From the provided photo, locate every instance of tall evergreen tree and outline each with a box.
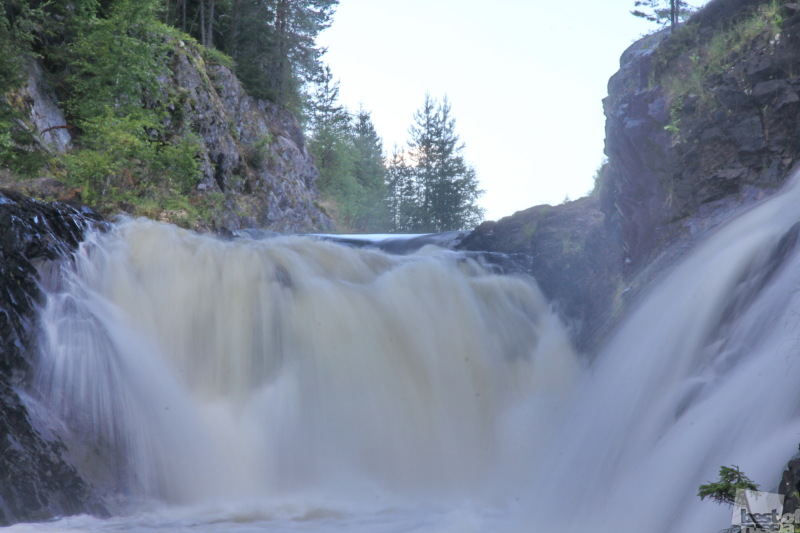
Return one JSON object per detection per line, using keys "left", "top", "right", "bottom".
{"left": 631, "top": 0, "right": 696, "bottom": 32}
{"left": 307, "top": 68, "right": 391, "bottom": 232}
{"left": 228, "top": 0, "right": 337, "bottom": 109}
{"left": 162, "top": 0, "right": 337, "bottom": 110}
{"left": 351, "top": 108, "right": 389, "bottom": 231}
{"left": 308, "top": 65, "right": 351, "bottom": 192}
{"left": 388, "top": 94, "right": 484, "bottom": 233}
{"left": 307, "top": 65, "right": 359, "bottom": 227}
{"left": 386, "top": 147, "right": 419, "bottom": 233}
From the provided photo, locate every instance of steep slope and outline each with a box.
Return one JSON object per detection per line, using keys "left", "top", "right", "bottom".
{"left": 3, "top": 40, "right": 333, "bottom": 234}
{"left": 0, "top": 192, "right": 106, "bottom": 524}
{"left": 463, "top": 0, "right": 800, "bottom": 349}
{"left": 167, "top": 40, "right": 333, "bottom": 232}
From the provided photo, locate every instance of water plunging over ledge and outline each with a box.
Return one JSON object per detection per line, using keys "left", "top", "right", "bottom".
{"left": 12, "top": 175, "right": 800, "bottom": 532}
{"left": 21, "top": 218, "right": 578, "bottom": 532}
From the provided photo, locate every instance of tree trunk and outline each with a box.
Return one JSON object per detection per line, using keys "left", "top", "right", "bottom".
{"left": 199, "top": 0, "right": 206, "bottom": 46}
{"left": 228, "top": 0, "right": 241, "bottom": 57}
{"left": 670, "top": 0, "right": 677, "bottom": 33}
{"left": 207, "top": 0, "right": 215, "bottom": 48}
{"left": 274, "top": 0, "right": 290, "bottom": 104}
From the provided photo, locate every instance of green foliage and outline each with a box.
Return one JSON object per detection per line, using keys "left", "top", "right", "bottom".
{"left": 632, "top": 0, "right": 697, "bottom": 31}
{"left": 387, "top": 94, "right": 484, "bottom": 233}
{"left": 244, "top": 133, "right": 273, "bottom": 170}
{"left": 201, "top": 44, "right": 234, "bottom": 68}
{"left": 60, "top": 110, "right": 201, "bottom": 209}
{"left": 0, "top": 2, "right": 62, "bottom": 177}
{"left": 67, "top": 0, "right": 170, "bottom": 121}
{"left": 657, "top": 0, "right": 785, "bottom": 104}
{"left": 0, "top": 0, "right": 342, "bottom": 229}
{"left": 165, "top": 0, "right": 338, "bottom": 111}
{"left": 0, "top": 2, "right": 39, "bottom": 88}
{"left": 308, "top": 67, "right": 390, "bottom": 232}
{"left": 55, "top": 0, "right": 202, "bottom": 223}
{"left": 351, "top": 108, "right": 390, "bottom": 231}
{"left": 664, "top": 99, "right": 683, "bottom": 136}
{"left": 698, "top": 465, "right": 760, "bottom": 506}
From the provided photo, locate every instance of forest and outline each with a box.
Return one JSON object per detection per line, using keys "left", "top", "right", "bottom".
{"left": 0, "top": 0, "right": 484, "bottom": 232}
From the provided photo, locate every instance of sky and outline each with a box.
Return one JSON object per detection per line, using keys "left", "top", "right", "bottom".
{"left": 317, "top": 0, "right": 706, "bottom": 221}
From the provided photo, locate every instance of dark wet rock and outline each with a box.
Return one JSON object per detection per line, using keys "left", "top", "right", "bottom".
{"left": 780, "top": 454, "right": 800, "bottom": 515}
{"left": 460, "top": 195, "right": 622, "bottom": 350}
{"left": 0, "top": 189, "right": 106, "bottom": 525}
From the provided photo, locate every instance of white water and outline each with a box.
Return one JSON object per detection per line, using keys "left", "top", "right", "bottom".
{"left": 15, "top": 219, "right": 578, "bottom": 532}
{"left": 9, "top": 176, "right": 800, "bottom": 533}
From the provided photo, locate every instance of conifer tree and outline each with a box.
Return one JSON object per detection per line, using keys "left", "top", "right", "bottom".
{"left": 351, "top": 108, "right": 389, "bottom": 231}
{"left": 388, "top": 94, "right": 484, "bottom": 233}
{"left": 163, "top": 0, "right": 338, "bottom": 110}
{"left": 227, "top": 0, "right": 337, "bottom": 109}
{"left": 386, "top": 147, "right": 419, "bottom": 233}
{"left": 308, "top": 65, "right": 352, "bottom": 193}
{"left": 631, "top": 0, "right": 696, "bottom": 32}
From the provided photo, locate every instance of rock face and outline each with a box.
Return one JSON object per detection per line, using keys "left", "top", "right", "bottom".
{"left": 8, "top": 44, "right": 333, "bottom": 234}
{"left": 464, "top": 0, "right": 800, "bottom": 349}
{"left": 20, "top": 63, "right": 72, "bottom": 153}
{"left": 779, "top": 454, "right": 800, "bottom": 515}
{"left": 167, "top": 42, "right": 333, "bottom": 232}
{"left": 0, "top": 190, "right": 106, "bottom": 525}
{"left": 460, "top": 195, "right": 622, "bottom": 349}
{"left": 601, "top": 0, "right": 800, "bottom": 269}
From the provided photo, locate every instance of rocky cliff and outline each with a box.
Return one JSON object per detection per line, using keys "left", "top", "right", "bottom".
{"left": 0, "top": 26, "right": 339, "bottom": 527}
{"left": 0, "top": 191, "right": 106, "bottom": 524}
{"left": 463, "top": 0, "right": 800, "bottom": 349}
{"left": 3, "top": 40, "right": 333, "bottom": 234}
{"left": 167, "top": 40, "right": 333, "bottom": 232}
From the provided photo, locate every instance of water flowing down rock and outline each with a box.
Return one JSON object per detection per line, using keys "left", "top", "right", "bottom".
{"left": 0, "top": 189, "right": 106, "bottom": 525}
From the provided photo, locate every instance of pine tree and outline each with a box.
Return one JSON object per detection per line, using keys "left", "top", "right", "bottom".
{"left": 163, "top": 0, "right": 338, "bottom": 110}
{"left": 307, "top": 66, "right": 392, "bottom": 232}
{"left": 228, "top": 0, "right": 338, "bottom": 109}
{"left": 388, "top": 94, "right": 484, "bottom": 233}
{"left": 698, "top": 465, "right": 759, "bottom": 506}
{"left": 351, "top": 108, "right": 389, "bottom": 232}
{"left": 386, "top": 147, "right": 420, "bottom": 233}
{"left": 308, "top": 65, "right": 352, "bottom": 193}
{"left": 631, "top": 0, "right": 696, "bottom": 32}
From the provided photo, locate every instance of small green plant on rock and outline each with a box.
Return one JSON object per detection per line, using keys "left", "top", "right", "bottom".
{"left": 664, "top": 100, "right": 683, "bottom": 137}
{"left": 698, "top": 465, "right": 759, "bottom": 506}
{"left": 657, "top": 0, "right": 785, "bottom": 106}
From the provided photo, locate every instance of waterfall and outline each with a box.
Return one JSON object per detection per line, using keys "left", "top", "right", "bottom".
{"left": 514, "top": 176, "right": 800, "bottom": 532}
{"left": 23, "top": 176, "right": 800, "bottom": 533}
{"left": 31, "top": 219, "right": 579, "bottom": 517}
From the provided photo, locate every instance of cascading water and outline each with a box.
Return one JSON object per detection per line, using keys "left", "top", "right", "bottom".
{"left": 513, "top": 175, "right": 800, "bottom": 533}
{"left": 11, "top": 175, "right": 800, "bottom": 533}
{"left": 20, "top": 219, "right": 579, "bottom": 532}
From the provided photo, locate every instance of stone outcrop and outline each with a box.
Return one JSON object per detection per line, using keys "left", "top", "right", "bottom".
{"left": 464, "top": 0, "right": 800, "bottom": 349}
{"left": 167, "top": 41, "right": 333, "bottom": 232}
{"left": 5, "top": 43, "right": 333, "bottom": 234}
{"left": 20, "top": 62, "right": 72, "bottom": 154}
{"left": 601, "top": 0, "right": 800, "bottom": 269}
{"left": 779, "top": 454, "right": 800, "bottom": 515}
{"left": 460, "top": 195, "right": 622, "bottom": 349}
{"left": 0, "top": 190, "right": 106, "bottom": 525}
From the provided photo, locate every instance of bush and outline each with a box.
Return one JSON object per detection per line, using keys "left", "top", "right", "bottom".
{"left": 698, "top": 465, "right": 760, "bottom": 506}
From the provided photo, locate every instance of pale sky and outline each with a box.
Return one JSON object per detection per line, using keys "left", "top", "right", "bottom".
{"left": 318, "top": 0, "right": 705, "bottom": 221}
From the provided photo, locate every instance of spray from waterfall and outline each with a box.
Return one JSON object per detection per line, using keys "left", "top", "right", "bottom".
{"left": 513, "top": 175, "right": 800, "bottom": 533}
{"left": 32, "top": 219, "right": 580, "bottom": 513}
{"left": 28, "top": 174, "right": 800, "bottom": 533}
